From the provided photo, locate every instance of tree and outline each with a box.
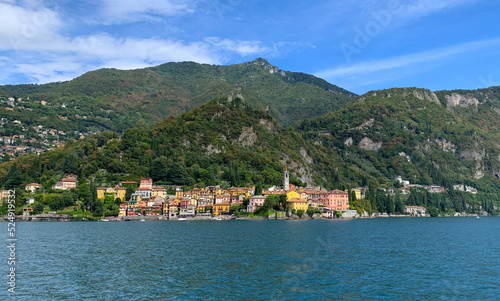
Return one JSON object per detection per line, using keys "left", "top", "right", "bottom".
{"left": 394, "top": 191, "right": 404, "bottom": 214}
{"left": 151, "top": 156, "right": 168, "bottom": 182}
{"left": 49, "top": 196, "right": 64, "bottom": 211}
{"left": 168, "top": 162, "right": 187, "bottom": 185}
{"left": 62, "top": 191, "right": 75, "bottom": 207}
{"left": 385, "top": 195, "right": 395, "bottom": 215}
{"left": 5, "top": 162, "right": 23, "bottom": 189}
{"left": 255, "top": 182, "right": 263, "bottom": 196}
{"left": 32, "top": 203, "right": 44, "bottom": 214}
{"left": 264, "top": 195, "right": 280, "bottom": 211}
{"left": 307, "top": 207, "right": 316, "bottom": 218}
{"left": 62, "top": 151, "right": 80, "bottom": 174}
{"left": 125, "top": 185, "right": 135, "bottom": 201}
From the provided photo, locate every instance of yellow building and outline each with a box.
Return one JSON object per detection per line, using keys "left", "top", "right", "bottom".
{"left": 97, "top": 186, "right": 127, "bottom": 201}
{"left": 213, "top": 202, "right": 230, "bottom": 215}
{"left": 96, "top": 187, "right": 108, "bottom": 199}
{"left": 344, "top": 189, "right": 362, "bottom": 200}
{"left": 152, "top": 186, "right": 167, "bottom": 198}
{"left": 286, "top": 190, "right": 301, "bottom": 200}
{"left": 286, "top": 198, "right": 308, "bottom": 212}
{"left": 115, "top": 187, "right": 126, "bottom": 201}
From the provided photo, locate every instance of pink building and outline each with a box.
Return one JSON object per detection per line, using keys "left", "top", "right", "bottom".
{"left": 323, "top": 189, "right": 349, "bottom": 211}
{"left": 247, "top": 195, "right": 265, "bottom": 213}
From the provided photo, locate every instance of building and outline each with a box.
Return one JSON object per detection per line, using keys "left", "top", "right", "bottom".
{"left": 286, "top": 190, "right": 301, "bottom": 200}
{"left": 152, "top": 186, "right": 167, "bottom": 198}
{"left": 25, "top": 183, "right": 41, "bottom": 193}
{"left": 175, "top": 186, "right": 184, "bottom": 199}
{"left": 52, "top": 178, "right": 77, "bottom": 190}
{"left": 213, "top": 202, "right": 230, "bottom": 215}
{"left": 405, "top": 206, "right": 427, "bottom": 216}
{"left": 135, "top": 187, "right": 152, "bottom": 199}
{"left": 344, "top": 188, "right": 362, "bottom": 200}
{"left": 247, "top": 195, "right": 265, "bottom": 213}
{"left": 324, "top": 189, "right": 349, "bottom": 211}
{"left": 97, "top": 185, "right": 127, "bottom": 201}
{"left": 139, "top": 178, "right": 153, "bottom": 190}
{"left": 283, "top": 165, "right": 290, "bottom": 191}
{"left": 428, "top": 186, "right": 445, "bottom": 193}
{"left": 119, "top": 204, "right": 127, "bottom": 217}
{"left": 286, "top": 198, "right": 308, "bottom": 212}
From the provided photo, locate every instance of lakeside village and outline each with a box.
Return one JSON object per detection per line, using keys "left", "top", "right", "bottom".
{"left": 1, "top": 166, "right": 488, "bottom": 221}
{"left": 0, "top": 96, "right": 98, "bottom": 162}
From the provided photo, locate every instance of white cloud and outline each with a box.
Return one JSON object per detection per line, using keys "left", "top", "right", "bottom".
{"left": 0, "top": 1, "right": 278, "bottom": 84}
{"left": 316, "top": 38, "right": 500, "bottom": 80}
{"left": 98, "top": 0, "right": 195, "bottom": 24}
{"left": 400, "top": 0, "right": 478, "bottom": 19}
{"left": 0, "top": 3, "right": 62, "bottom": 50}
{"left": 204, "top": 37, "right": 273, "bottom": 56}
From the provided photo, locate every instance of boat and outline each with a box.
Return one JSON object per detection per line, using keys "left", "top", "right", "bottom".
{"left": 140, "top": 218, "right": 146, "bottom": 221}
{"left": 178, "top": 217, "right": 187, "bottom": 221}
{"left": 100, "top": 219, "right": 110, "bottom": 222}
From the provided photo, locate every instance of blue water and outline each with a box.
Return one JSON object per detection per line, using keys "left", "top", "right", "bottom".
{"left": 1, "top": 218, "right": 500, "bottom": 300}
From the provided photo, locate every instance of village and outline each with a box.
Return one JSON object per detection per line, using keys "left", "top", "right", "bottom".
{"left": 2, "top": 166, "right": 467, "bottom": 221}
{"left": 0, "top": 96, "right": 98, "bottom": 161}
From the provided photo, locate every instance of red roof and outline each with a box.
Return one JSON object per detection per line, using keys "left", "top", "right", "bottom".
{"left": 62, "top": 178, "right": 77, "bottom": 182}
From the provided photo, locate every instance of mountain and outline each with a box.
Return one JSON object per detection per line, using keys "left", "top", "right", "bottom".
{"left": 0, "top": 59, "right": 356, "bottom": 135}
{"left": 1, "top": 89, "right": 500, "bottom": 215}
{"left": 0, "top": 98, "right": 335, "bottom": 189}
{"left": 434, "top": 86, "right": 500, "bottom": 135}
{"left": 298, "top": 87, "right": 500, "bottom": 198}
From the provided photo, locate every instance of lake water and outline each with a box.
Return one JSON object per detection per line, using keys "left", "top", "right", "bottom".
{"left": 2, "top": 218, "right": 500, "bottom": 300}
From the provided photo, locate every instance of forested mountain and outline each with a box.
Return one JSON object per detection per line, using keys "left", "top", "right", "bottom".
{"left": 1, "top": 59, "right": 500, "bottom": 216}
{"left": 298, "top": 87, "right": 500, "bottom": 212}
{"left": 0, "top": 98, "right": 337, "bottom": 190}
{"left": 0, "top": 58, "right": 356, "bottom": 134}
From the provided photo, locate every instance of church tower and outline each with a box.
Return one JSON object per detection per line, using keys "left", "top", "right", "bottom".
{"left": 283, "top": 165, "right": 289, "bottom": 191}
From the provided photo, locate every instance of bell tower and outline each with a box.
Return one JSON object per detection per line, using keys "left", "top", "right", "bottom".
{"left": 283, "top": 165, "right": 289, "bottom": 191}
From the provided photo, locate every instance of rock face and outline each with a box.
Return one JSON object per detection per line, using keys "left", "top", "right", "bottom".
{"left": 204, "top": 144, "right": 222, "bottom": 155}
{"left": 300, "top": 147, "right": 313, "bottom": 165}
{"left": 412, "top": 90, "right": 440, "bottom": 104}
{"left": 445, "top": 93, "right": 479, "bottom": 107}
{"left": 237, "top": 126, "right": 257, "bottom": 147}
{"left": 344, "top": 137, "right": 354, "bottom": 147}
{"left": 358, "top": 137, "right": 382, "bottom": 152}
{"left": 460, "top": 150, "right": 485, "bottom": 161}
{"left": 435, "top": 138, "right": 456, "bottom": 153}
{"left": 259, "top": 119, "right": 274, "bottom": 132}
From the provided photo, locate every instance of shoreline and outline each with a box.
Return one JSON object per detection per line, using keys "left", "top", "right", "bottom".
{"left": 1, "top": 213, "right": 488, "bottom": 222}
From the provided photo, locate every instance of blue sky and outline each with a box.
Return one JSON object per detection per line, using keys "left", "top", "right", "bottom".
{"left": 0, "top": 0, "right": 499, "bottom": 95}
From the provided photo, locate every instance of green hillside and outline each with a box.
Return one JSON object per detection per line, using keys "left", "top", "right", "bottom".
{"left": 2, "top": 90, "right": 500, "bottom": 216}
{"left": 0, "top": 98, "right": 335, "bottom": 189}
{"left": 0, "top": 59, "right": 356, "bottom": 135}
{"left": 299, "top": 87, "right": 500, "bottom": 211}
{"left": 435, "top": 86, "right": 500, "bottom": 136}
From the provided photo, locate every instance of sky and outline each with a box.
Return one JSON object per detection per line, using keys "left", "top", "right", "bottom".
{"left": 0, "top": 0, "right": 499, "bottom": 95}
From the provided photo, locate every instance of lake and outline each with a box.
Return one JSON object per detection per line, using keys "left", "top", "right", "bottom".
{"left": 2, "top": 218, "right": 499, "bottom": 300}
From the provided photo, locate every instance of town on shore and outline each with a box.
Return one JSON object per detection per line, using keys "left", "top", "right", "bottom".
{"left": 3, "top": 166, "right": 490, "bottom": 222}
